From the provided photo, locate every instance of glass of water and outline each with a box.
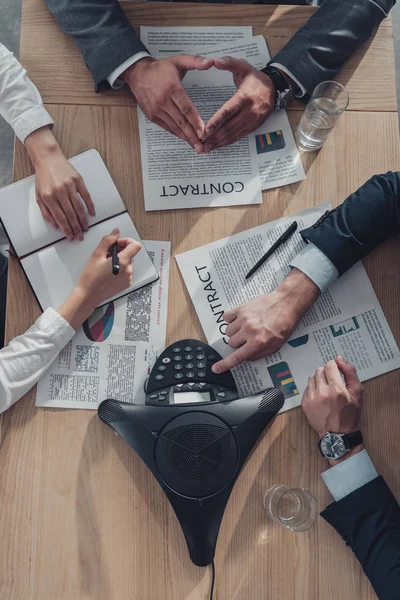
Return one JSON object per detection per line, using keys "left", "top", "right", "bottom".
{"left": 295, "top": 81, "right": 349, "bottom": 151}
{"left": 264, "top": 484, "right": 318, "bottom": 532}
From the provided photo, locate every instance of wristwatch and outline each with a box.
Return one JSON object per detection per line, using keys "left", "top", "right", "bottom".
{"left": 261, "top": 65, "right": 294, "bottom": 110}
{"left": 318, "top": 431, "right": 363, "bottom": 460}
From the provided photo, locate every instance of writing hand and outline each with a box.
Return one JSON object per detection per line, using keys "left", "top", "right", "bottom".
{"left": 123, "top": 55, "right": 213, "bottom": 152}
{"left": 58, "top": 229, "right": 142, "bottom": 330}
{"left": 204, "top": 57, "right": 275, "bottom": 152}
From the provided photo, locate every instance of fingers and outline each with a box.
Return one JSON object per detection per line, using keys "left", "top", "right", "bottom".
{"left": 68, "top": 185, "right": 89, "bottom": 232}
{"left": 225, "top": 319, "right": 241, "bottom": 337}
{"left": 205, "top": 123, "right": 250, "bottom": 152}
{"left": 324, "top": 360, "right": 344, "bottom": 386}
{"left": 315, "top": 366, "right": 328, "bottom": 387}
{"left": 36, "top": 193, "right": 57, "bottom": 229}
{"left": 164, "top": 99, "right": 204, "bottom": 152}
{"left": 119, "top": 239, "right": 142, "bottom": 262}
{"left": 97, "top": 228, "right": 120, "bottom": 254}
{"left": 213, "top": 56, "right": 249, "bottom": 74}
{"left": 172, "top": 92, "right": 206, "bottom": 145}
{"left": 174, "top": 55, "right": 214, "bottom": 74}
{"left": 58, "top": 190, "right": 84, "bottom": 241}
{"left": 204, "top": 93, "right": 244, "bottom": 140}
{"left": 44, "top": 197, "right": 74, "bottom": 241}
{"left": 227, "top": 331, "right": 246, "bottom": 349}
{"left": 336, "top": 356, "right": 362, "bottom": 392}
{"left": 223, "top": 307, "right": 238, "bottom": 324}
{"left": 212, "top": 342, "right": 253, "bottom": 374}
{"left": 76, "top": 176, "right": 95, "bottom": 217}
{"left": 307, "top": 373, "right": 316, "bottom": 393}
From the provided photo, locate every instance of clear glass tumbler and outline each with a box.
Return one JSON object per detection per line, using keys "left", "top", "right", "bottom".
{"left": 295, "top": 81, "right": 349, "bottom": 151}
{"left": 263, "top": 484, "right": 318, "bottom": 532}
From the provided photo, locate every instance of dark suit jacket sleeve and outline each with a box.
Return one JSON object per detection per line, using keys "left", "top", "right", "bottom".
{"left": 45, "top": 0, "right": 148, "bottom": 90}
{"left": 271, "top": 0, "right": 395, "bottom": 97}
{"left": 300, "top": 171, "right": 400, "bottom": 276}
{"left": 321, "top": 477, "right": 400, "bottom": 600}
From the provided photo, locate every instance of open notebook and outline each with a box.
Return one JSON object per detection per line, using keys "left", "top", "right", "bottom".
{"left": 0, "top": 149, "right": 158, "bottom": 311}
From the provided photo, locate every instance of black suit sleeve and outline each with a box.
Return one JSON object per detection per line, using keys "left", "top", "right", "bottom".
{"left": 300, "top": 172, "right": 400, "bottom": 276}
{"left": 45, "top": 0, "right": 148, "bottom": 90}
{"left": 271, "top": 0, "right": 395, "bottom": 97}
{"left": 321, "top": 477, "right": 400, "bottom": 600}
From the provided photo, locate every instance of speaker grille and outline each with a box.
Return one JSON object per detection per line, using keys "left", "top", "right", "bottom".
{"left": 98, "top": 399, "right": 128, "bottom": 424}
{"left": 156, "top": 415, "right": 238, "bottom": 498}
{"left": 258, "top": 388, "right": 285, "bottom": 413}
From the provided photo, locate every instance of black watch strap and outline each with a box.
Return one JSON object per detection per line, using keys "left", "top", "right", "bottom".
{"left": 344, "top": 430, "right": 363, "bottom": 449}
{"left": 261, "top": 65, "right": 289, "bottom": 92}
{"left": 261, "top": 65, "right": 294, "bottom": 109}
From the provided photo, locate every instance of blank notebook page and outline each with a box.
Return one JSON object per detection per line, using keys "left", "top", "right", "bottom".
{"left": 21, "top": 212, "right": 158, "bottom": 311}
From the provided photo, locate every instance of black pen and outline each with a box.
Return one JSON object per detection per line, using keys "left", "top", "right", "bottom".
{"left": 111, "top": 242, "right": 120, "bottom": 275}
{"left": 245, "top": 221, "right": 298, "bottom": 279}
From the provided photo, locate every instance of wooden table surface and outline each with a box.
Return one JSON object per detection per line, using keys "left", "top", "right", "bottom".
{"left": 2, "top": 2, "right": 400, "bottom": 599}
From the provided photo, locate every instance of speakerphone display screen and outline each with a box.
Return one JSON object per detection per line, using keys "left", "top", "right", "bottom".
{"left": 173, "top": 391, "right": 211, "bottom": 404}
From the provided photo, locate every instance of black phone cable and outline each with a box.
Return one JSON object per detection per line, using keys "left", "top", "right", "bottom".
{"left": 209, "top": 560, "right": 215, "bottom": 599}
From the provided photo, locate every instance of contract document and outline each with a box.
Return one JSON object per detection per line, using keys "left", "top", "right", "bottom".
{"left": 176, "top": 205, "right": 400, "bottom": 411}
{"left": 36, "top": 241, "right": 170, "bottom": 409}
{"left": 138, "top": 27, "right": 305, "bottom": 211}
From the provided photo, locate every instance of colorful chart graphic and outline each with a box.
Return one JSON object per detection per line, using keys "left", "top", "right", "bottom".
{"left": 256, "top": 130, "right": 286, "bottom": 154}
{"left": 268, "top": 361, "right": 299, "bottom": 399}
{"left": 288, "top": 335, "right": 309, "bottom": 348}
{"left": 330, "top": 317, "right": 360, "bottom": 338}
{"left": 83, "top": 302, "right": 115, "bottom": 342}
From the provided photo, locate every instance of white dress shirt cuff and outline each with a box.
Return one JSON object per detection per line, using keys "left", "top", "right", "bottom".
{"left": 107, "top": 52, "right": 151, "bottom": 89}
{"left": 270, "top": 62, "right": 307, "bottom": 98}
{"left": 321, "top": 449, "right": 379, "bottom": 502}
{"left": 13, "top": 106, "right": 54, "bottom": 144}
{"left": 39, "top": 307, "right": 75, "bottom": 344}
{"left": 290, "top": 243, "right": 339, "bottom": 292}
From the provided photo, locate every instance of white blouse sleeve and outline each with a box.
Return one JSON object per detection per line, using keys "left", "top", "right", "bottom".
{"left": 0, "top": 43, "right": 54, "bottom": 142}
{"left": 0, "top": 308, "right": 75, "bottom": 414}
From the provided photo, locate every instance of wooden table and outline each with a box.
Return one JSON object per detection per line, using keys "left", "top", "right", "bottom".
{"left": 2, "top": 2, "right": 400, "bottom": 599}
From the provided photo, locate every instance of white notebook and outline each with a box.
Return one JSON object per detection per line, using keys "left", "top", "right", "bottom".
{"left": 0, "top": 149, "right": 158, "bottom": 311}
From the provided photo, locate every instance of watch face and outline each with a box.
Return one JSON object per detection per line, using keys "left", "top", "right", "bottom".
{"left": 320, "top": 433, "right": 347, "bottom": 460}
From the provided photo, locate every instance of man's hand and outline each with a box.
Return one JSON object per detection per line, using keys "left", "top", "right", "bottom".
{"left": 302, "top": 357, "right": 364, "bottom": 464}
{"left": 123, "top": 55, "right": 213, "bottom": 152}
{"left": 25, "top": 126, "right": 95, "bottom": 241}
{"left": 203, "top": 57, "right": 275, "bottom": 152}
{"left": 212, "top": 269, "right": 320, "bottom": 374}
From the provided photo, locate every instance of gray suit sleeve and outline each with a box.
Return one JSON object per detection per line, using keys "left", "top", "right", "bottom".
{"left": 45, "top": 0, "right": 149, "bottom": 90}
{"left": 271, "top": 0, "right": 396, "bottom": 97}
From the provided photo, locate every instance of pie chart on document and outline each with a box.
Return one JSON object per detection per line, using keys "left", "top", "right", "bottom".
{"left": 83, "top": 302, "right": 115, "bottom": 342}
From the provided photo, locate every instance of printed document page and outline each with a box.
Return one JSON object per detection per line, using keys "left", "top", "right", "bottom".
{"left": 138, "top": 60, "right": 262, "bottom": 210}
{"left": 140, "top": 29, "right": 305, "bottom": 192}
{"left": 36, "top": 241, "right": 170, "bottom": 409}
{"left": 140, "top": 26, "right": 253, "bottom": 56}
{"left": 176, "top": 205, "right": 400, "bottom": 410}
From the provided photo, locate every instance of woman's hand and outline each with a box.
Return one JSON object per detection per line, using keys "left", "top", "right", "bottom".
{"left": 25, "top": 126, "right": 95, "bottom": 241}
{"left": 58, "top": 229, "right": 142, "bottom": 329}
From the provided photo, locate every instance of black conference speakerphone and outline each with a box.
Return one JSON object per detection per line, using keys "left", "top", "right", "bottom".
{"left": 98, "top": 338, "right": 285, "bottom": 567}
{"left": 144, "top": 339, "right": 239, "bottom": 406}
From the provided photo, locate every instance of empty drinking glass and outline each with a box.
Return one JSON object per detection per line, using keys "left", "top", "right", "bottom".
{"left": 264, "top": 484, "right": 318, "bottom": 532}
{"left": 295, "top": 81, "right": 349, "bottom": 151}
